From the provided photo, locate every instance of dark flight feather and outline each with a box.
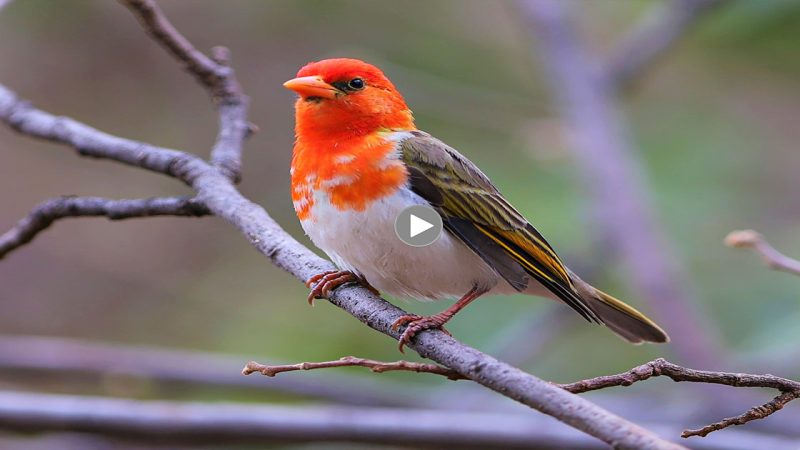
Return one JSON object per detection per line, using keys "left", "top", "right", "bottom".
{"left": 400, "top": 131, "right": 600, "bottom": 323}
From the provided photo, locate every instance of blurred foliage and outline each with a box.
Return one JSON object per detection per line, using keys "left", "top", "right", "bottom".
{"left": 1, "top": 0, "right": 799, "bottom": 407}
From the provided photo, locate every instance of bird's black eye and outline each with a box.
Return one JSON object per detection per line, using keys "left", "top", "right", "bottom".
{"left": 347, "top": 78, "right": 365, "bottom": 90}
{"left": 331, "top": 78, "right": 366, "bottom": 93}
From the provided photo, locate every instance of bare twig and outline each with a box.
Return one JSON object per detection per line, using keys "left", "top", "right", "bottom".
{"left": 0, "top": 335, "right": 417, "bottom": 407}
{"left": 605, "top": 0, "right": 729, "bottom": 91}
{"left": 121, "top": 0, "right": 249, "bottom": 181}
{"left": 684, "top": 390, "right": 799, "bottom": 438}
{"left": 559, "top": 359, "right": 800, "bottom": 394}
{"left": 0, "top": 196, "right": 208, "bottom": 259}
{"left": 560, "top": 358, "right": 800, "bottom": 438}
{"left": 244, "top": 356, "right": 466, "bottom": 381}
{"left": 518, "top": 0, "right": 722, "bottom": 369}
{"left": 0, "top": 39, "right": 680, "bottom": 450}
{"left": 120, "top": 0, "right": 224, "bottom": 89}
{"left": 251, "top": 355, "right": 800, "bottom": 439}
{"left": 725, "top": 230, "right": 800, "bottom": 277}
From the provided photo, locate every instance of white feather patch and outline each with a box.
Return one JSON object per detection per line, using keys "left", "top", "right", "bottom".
{"left": 301, "top": 186, "right": 507, "bottom": 300}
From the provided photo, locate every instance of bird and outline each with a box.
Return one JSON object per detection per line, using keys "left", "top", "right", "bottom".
{"left": 284, "top": 58, "right": 669, "bottom": 351}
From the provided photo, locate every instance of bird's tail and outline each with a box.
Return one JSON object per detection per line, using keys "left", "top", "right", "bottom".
{"left": 570, "top": 273, "right": 669, "bottom": 344}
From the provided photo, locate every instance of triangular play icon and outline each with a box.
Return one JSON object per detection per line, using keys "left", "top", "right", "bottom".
{"left": 409, "top": 214, "right": 434, "bottom": 238}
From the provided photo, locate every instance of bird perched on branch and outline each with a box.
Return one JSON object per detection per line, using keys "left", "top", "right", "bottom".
{"left": 285, "top": 58, "right": 668, "bottom": 351}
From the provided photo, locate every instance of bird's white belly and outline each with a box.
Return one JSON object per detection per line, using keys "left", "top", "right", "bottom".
{"left": 301, "top": 187, "right": 504, "bottom": 300}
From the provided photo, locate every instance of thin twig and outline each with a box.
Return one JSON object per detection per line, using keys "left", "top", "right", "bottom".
{"left": 121, "top": 0, "right": 250, "bottom": 182}
{"left": 119, "top": 0, "right": 227, "bottom": 95}
{"left": 561, "top": 358, "right": 800, "bottom": 393}
{"left": 683, "top": 390, "right": 800, "bottom": 438}
{"left": 247, "top": 355, "right": 800, "bottom": 439}
{"left": 560, "top": 358, "right": 800, "bottom": 438}
{"left": 244, "top": 356, "right": 467, "bottom": 381}
{"left": 725, "top": 230, "right": 800, "bottom": 276}
{"left": 605, "top": 0, "right": 729, "bottom": 91}
{"left": 0, "top": 196, "right": 208, "bottom": 259}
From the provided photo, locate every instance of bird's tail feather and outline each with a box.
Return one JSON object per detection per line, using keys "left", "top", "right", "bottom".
{"left": 569, "top": 272, "right": 669, "bottom": 344}
{"left": 586, "top": 289, "right": 669, "bottom": 344}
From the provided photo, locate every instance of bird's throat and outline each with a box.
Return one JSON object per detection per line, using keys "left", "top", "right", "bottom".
{"left": 291, "top": 133, "right": 409, "bottom": 220}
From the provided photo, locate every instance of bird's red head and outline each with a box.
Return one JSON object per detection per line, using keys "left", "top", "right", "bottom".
{"left": 284, "top": 58, "right": 415, "bottom": 141}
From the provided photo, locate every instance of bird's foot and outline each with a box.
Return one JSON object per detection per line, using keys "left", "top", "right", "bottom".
{"left": 391, "top": 314, "right": 452, "bottom": 353}
{"left": 306, "top": 270, "right": 356, "bottom": 305}
{"left": 306, "top": 271, "right": 379, "bottom": 305}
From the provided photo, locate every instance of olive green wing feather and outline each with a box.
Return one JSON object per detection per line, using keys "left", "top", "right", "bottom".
{"left": 399, "top": 131, "right": 600, "bottom": 323}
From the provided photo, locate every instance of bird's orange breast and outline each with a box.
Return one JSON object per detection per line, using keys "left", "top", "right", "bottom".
{"left": 291, "top": 134, "right": 408, "bottom": 221}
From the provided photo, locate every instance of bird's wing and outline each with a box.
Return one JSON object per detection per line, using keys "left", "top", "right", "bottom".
{"left": 399, "top": 131, "right": 600, "bottom": 323}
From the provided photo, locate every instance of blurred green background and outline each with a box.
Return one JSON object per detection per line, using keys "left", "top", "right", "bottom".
{"left": 1, "top": 0, "right": 799, "bottom": 408}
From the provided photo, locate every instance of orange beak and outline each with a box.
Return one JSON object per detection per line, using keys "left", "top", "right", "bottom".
{"left": 283, "top": 76, "right": 340, "bottom": 99}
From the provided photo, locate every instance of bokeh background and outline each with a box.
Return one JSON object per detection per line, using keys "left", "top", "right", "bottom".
{"left": 1, "top": 0, "right": 799, "bottom": 448}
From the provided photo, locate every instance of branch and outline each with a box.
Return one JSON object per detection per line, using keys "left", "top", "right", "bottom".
{"left": 244, "top": 356, "right": 466, "bottom": 381}
{"left": 684, "top": 391, "right": 799, "bottom": 438}
{"left": 560, "top": 359, "right": 800, "bottom": 394}
{"left": 517, "top": 0, "right": 723, "bottom": 369}
{"left": 725, "top": 230, "right": 800, "bottom": 277}
{"left": 605, "top": 0, "right": 729, "bottom": 91}
{"left": 561, "top": 358, "right": 800, "bottom": 438}
{"left": 248, "top": 356, "right": 800, "bottom": 439}
{"left": 2, "top": 390, "right": 797, "bottom": 450}
{"left": 121, "top": 0, "right": 249, "bottom": 181}
{"left": 0, "top": 196, "right": 208, "bottom": 259}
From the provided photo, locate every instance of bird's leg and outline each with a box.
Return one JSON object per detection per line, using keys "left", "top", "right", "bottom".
{"left": 306, "top": 270, "right": 379, "bottom": 305}
{"left": 391, "top": 285, "right": 487, "bottom": 353}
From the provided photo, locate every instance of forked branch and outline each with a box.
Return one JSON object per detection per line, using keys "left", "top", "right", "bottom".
{"left": 121, "top": 0, "right": 250, "bottom": 181}
{"left": 246, "top": 356, "right": 800, "bottom": 438}
{"left": 561, "top": 358, "right": 800, "bottom": 438}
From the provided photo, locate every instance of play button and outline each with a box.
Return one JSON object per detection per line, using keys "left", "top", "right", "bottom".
{"left": 409, "top": 214, "right": 434, "bottom": 237}
{"left": 395, "top": 205, "right": 443, "bottom": 247}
